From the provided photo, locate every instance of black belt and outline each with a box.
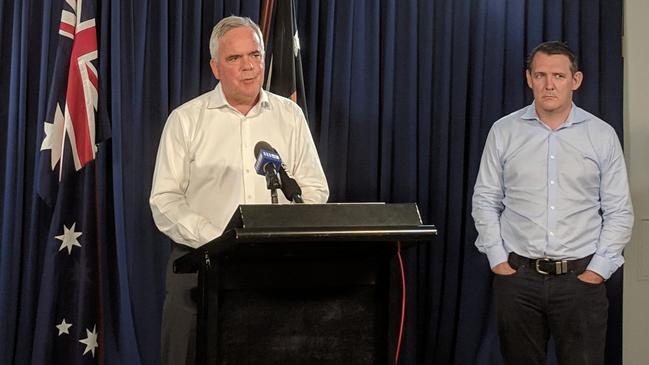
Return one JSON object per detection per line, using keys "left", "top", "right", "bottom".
{"left": 508, "top": 252, "right": 592, "bottom": 275}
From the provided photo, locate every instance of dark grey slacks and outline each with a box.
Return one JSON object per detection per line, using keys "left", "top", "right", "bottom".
{"left": 161, "top": 244, "right": 197, "bottom": 365}
{"left": 493, "top": 258, "right": 608, "bottom": 365}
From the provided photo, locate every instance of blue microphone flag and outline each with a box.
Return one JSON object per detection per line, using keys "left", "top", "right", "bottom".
{"left": 255, "top": 149, "right": 282, "bottom": 175}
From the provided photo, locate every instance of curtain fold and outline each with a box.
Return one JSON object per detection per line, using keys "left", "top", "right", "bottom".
{"left": 0, "top": 0, "right": 623, "bottom": 364}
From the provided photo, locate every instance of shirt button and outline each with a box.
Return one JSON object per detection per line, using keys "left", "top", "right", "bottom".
{"left": 246, "top": 169, "right": 250, "bottom": 173}
{"left": 247, "top": 195, "right": 252, "bottom": 199}
{"left": 550, "top": 180, "right": 555, "bottom": 185}
{"left": 550, "top": 206, "right": 555, "bottom": 210}
{"left": 549, "top": 231, "right": 554, "bottom": 236}
{"left": 550, "top": 155, "right": 555, "bottom": 159}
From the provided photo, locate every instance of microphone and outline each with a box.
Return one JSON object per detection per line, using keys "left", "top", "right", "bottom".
{"left": 253, "top": 141, "right": 304, "bottom": 203}
{"left": 254, "top": 141, "right": 282, "bottom": 203}
{"left": 254, "top": 142, "right": 282, "bottom": 176}
{"left": 277, "top": 164, "right": 304, "bottom": 203}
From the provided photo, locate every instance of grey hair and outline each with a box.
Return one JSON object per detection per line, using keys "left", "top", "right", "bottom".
{"left": 209, "top": 16, "right": 264, "bottom": 60}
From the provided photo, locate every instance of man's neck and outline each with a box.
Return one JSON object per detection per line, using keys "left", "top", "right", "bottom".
{"left": 227, "top": 94, "right": 260, "bottom": 116}
{"left": 536, "top": 104, "right": 572, "bottom": 130}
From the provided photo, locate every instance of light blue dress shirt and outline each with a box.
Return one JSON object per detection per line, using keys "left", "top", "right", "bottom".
{"left": 472, "top": 102, "right": 634, "bottom": 279}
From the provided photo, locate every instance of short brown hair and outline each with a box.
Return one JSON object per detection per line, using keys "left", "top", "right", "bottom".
{"left": 526, "top": 41, "right": 579, "bottom": 74}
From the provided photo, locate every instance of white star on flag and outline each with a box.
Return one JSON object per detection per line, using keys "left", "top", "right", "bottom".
{"left": 293, "top": 31, "right": 300, "bottom": 57}
{"left": 55, "top": 222, "right": 82, "bottom": 255}
{"left": 56, "top": 318, "right": 72, "bottom": 336}
{"left": 40, "top": 102, "right": 65, "bottom": 171}
{"left": 79, "top": 325, "right": 99, "bottom": 357}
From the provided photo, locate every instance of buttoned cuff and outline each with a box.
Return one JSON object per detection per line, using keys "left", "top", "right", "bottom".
{"left": 485, "top": 244, "right": 509, "bottom": 269}
{"left": 586, "top": 253, "right": 620, "bottom": 281}
{"left": 197, "top": 220, "right": 222, "bottom": 248}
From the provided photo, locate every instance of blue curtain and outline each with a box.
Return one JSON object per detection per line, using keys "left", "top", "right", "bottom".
{"left": 0, "top": 0, "right": 623, "bottom": 364}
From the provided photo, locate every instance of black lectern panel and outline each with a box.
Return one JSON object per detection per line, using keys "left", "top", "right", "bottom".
{"left": 216, "top": 255, "right": 390, "bottom": 364}
{"left": 175, "top": 203, "right": 436, "bottom": 365}
{"left": 224, "top": 203, "right": 423, "bottom": 230}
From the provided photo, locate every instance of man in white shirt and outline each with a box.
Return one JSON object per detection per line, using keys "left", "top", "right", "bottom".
{"left": 150, "top": 16, "right": 329, "bottom": 365}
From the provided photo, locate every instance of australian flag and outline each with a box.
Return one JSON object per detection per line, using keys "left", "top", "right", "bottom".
{"left": 32, "top": 0, "right": 111, "bottom": 363}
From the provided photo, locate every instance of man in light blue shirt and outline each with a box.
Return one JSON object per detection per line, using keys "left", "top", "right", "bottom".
{"left": 472, "top": 41, "right": 633, "bottom": 365}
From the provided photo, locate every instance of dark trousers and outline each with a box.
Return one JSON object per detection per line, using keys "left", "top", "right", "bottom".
{"left": 161, "top": 244, "right": 197, "bottom": 365}
{"left": 493, "top": 255, "right": 608, "bottom": 365}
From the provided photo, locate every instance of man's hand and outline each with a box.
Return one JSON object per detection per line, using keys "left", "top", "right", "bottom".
{"left": 577, "top": 270, "right": 604, "bottom": 284}
{"left": 492, "top": 262, "right": 516, "bottom": 275}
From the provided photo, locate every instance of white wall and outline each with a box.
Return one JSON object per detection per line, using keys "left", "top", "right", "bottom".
{"left": 623, "top": 1, "right": 649, "bottom": 364}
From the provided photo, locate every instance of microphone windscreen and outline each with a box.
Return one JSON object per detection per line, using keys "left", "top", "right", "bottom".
{"left": 254, "top": 141, "right": 274, "bottom": 159}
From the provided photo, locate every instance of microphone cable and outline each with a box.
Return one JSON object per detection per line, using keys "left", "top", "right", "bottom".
{"left": 395, "top": 240, "right": 406, "bottom": 365}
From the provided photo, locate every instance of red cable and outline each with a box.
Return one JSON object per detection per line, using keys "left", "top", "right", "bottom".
{"left": 395, "top": 240, "right": 406, "bottom": 364}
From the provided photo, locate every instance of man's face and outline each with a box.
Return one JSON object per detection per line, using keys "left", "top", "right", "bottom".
{"left": 526, "top": 52, "right": 583, "bottom": 117}
{"left": 210, "top": 27, "right": 265, "bottom": 106}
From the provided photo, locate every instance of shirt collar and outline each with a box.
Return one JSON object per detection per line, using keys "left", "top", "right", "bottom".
{"left": 207, "top": 82, "right": 271, "bottom": 112}
{"left": 521, "top": 101, "right": 589, "bottom": 128}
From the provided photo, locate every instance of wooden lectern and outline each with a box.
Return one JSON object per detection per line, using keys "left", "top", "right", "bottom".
{"left": 174, "top": 203, "right": 436, "bottom": 365}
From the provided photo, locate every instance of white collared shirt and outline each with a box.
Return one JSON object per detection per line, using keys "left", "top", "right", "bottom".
{"left": 150, "top": 83, "right": 329, "bottom": 248}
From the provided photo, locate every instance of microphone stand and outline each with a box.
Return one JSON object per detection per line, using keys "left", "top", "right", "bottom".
{"left": 263, "top": 164, "right": 282, "bottom": 204}
{"left": 270, "top": 189, "right": 278, "bottom": 204}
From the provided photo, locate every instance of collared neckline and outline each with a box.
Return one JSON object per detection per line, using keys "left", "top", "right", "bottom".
{"left": 207, "top": 83, "right": 271, "bottom": 113}
{"left": 521, "top": 101, "right": 589, "bottom": 129}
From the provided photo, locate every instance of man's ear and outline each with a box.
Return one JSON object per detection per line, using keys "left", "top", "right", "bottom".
{"left": 572, "top": 71, "right": 583, "bottom": 91}
{"left": 525, "top": 69, "right": 533, "bottom": 89}
{"left": 210, "top": 59, "right": 221, "bottom": 80}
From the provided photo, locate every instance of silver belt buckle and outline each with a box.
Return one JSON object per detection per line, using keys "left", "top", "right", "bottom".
{"left": 535, "top": 258, "right": 569, "bottom": 275}
{"left": 535, "top": 258, "right": 551, "bottom": 275}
